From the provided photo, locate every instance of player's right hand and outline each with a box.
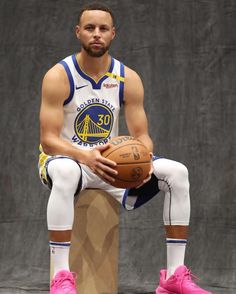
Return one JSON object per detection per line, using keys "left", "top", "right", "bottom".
{"left": 81, "top": 144, "right": 118, "bottom": 184}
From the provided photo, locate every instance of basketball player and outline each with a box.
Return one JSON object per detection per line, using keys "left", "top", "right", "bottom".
{"left": 39, "top": 3, "right": 212, "bottom": 294}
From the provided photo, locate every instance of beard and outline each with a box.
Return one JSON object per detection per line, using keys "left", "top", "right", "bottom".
{"left": 81, "top": 41, "right": 111, "bottom": 58}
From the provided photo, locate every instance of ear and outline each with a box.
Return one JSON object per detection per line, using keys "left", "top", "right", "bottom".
{"left": 75, "top": 25, "right": 80, "bottom": 40}
{"left": 111, "top": 26, "right": 116, "bottom": 40}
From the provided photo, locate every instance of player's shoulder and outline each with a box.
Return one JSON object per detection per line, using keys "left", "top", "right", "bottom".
{"left": 122, "top": 65, "right": 144, "bottom": 101}
{"left": 124, "top": 65, "right": 142, "bottom": 84}
{"left": 43, "top": 63, "right": 67, "bottom": 85}
{"left": 42, "top": 62, "right": 70, "bottom": 100}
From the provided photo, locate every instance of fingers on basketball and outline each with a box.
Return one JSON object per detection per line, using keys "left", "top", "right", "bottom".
{"left": 102, "top": 136, "right": 151, "bottom": 188}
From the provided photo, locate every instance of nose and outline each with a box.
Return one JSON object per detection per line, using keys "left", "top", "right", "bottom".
{"left": 93, "top": 27, "right": 101, "bottom": 38}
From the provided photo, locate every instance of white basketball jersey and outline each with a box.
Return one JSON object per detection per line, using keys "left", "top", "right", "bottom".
{"left": 59, "top": 54, "right": 125, "bottom": 150}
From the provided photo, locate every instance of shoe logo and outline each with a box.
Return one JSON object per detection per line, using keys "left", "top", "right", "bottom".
{"left": 75, "top": 85, "right": 88, "bottom": 90}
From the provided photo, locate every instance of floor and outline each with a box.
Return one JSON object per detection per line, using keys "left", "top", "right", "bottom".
{"left": 0, "top": 286, "right": 234, "bottom": 294}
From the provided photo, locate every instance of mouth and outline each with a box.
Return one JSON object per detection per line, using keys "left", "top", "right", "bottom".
{"left": 90, "top": 42, "right": 103, "bottom": 46}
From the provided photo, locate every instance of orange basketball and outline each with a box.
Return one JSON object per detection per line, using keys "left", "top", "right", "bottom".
{"left": 102, "top": 136, "right": 151, "bottom": 188}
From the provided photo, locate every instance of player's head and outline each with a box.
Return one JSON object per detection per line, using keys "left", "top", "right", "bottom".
{"left": 76, "top": 2, "right": 115, "bottom": 58}
{"left": 77, "top": 2, "right": 115, "bottom": 26}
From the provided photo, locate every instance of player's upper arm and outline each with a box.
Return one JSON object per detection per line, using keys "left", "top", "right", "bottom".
{"left": 39, "top": 64, "right": 70, "bottom": 148}
{"left": 123, "top": 66, "right": 148, "bottom": 138}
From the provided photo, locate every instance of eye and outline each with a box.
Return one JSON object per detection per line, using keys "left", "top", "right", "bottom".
{"left": 100, "top": 26, "right": 109, "bottom": 32}
{"left": 85, "top": 25, "right": 94, "bottom": 31}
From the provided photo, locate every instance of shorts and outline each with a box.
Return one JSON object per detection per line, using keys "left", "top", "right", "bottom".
{"left": 38, "top": 147, "right": 161, "bottom": 210}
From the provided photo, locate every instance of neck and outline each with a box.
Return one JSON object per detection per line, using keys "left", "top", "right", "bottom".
{"left": 77, "top": 51, "right": 111, "bottom": 79}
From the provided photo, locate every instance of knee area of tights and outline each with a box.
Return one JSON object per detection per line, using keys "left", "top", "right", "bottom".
{"left": 48, "top": 159, "right": 81, "bottom": 183}
{"left": 170, "top": 163, "right": 189, "bottom": 187}
{"left": 170, "top": 162, "right": 188, "bottom": 178}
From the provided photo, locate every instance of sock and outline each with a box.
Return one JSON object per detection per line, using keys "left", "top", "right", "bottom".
{"left": 50, "top": 241, "right": 71, "bottom": 276}
{"left": 166, "top": 238, "right": 187, "bottom": 279}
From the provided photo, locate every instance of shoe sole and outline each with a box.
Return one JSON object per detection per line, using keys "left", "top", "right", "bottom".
{"left": 156, "top": 287, "right": 177, "bottom": 294}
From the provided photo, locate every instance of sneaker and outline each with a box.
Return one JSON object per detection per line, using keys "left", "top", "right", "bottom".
{"left": 50, "top": 269, "right": 77, "bottom": 294}
{"left": 156, "top": 265, "right": 212, "bottom": 294}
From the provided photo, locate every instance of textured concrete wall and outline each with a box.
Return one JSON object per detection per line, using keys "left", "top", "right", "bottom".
{"left": 0, "top": 0, "right": 235, "bottom": 293}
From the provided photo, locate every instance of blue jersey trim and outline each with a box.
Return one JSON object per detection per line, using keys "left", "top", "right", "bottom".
{"left": 59, "top": 60, "right": 75, "bottom": 105}
{"left": 153, "top": 155, "right": 160, "bottom": 161}
{"left": 72, "top": 54, "right": 115, "bottom": 89}
{"left": 122, "top": 174, "right": 160, "bottom": 210}
{"left": 122, "top": 189, "right": 129, "bottom": 208}
{"left": 119, "top": 62, "right": 125, "bottom": 106}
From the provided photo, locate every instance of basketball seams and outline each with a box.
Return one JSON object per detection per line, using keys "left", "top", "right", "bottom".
{"left": 101, "top": 136, "right": 151, "bottom": 188}
{"left": 115, "top": 162, "right": 150, "bottom": 183}
{"left": 115, "top": 161, "right": 150, "bottom": 165}
{"left": 114, "top": 177, "right": 142, "bottom": 183}
{"left": 102, "top": 142, "right": 147, "bottom": 158}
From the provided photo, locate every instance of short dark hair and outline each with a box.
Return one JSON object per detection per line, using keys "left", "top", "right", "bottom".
{"left": 77, "top": 2, "right": 115, "bottom": 26}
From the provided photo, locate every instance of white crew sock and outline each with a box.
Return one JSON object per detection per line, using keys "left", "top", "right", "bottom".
{"left": 50, "top": 241, "right": 71, "bottom": 276}
{"left": 166, "top": 238, "right": 187, "bottom": 279}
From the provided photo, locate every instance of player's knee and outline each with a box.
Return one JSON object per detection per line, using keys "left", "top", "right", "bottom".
{"left": 171, "top": 162, "right": 189, "bottom": 191}
{"left": 176, "top": 162, "right": 189, "bottom": 181}
{"left": 48, "top": 159, "right": 81, "bottom": 192}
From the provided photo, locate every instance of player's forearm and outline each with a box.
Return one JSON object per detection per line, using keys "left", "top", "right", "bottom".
{"left": 40, "top": 134, "right": 88, "bottom": 163}
{"left": 135, "top": 134, "right": 153, "bottom": 153}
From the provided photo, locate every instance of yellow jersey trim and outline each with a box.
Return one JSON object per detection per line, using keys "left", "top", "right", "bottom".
{"left": 105, "top": 72, "right": 125, "bottom": 82}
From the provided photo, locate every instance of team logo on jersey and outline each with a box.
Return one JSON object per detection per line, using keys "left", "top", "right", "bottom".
{"left": 74, "top": 103, "right": 114, "bottom": 144}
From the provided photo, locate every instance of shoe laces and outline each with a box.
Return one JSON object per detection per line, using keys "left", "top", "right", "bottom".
{"left": 179, "top": 269, "right": 200, "bottom": 290}
{"left": 52, "top": 272, "right": 77, "bottom": 290}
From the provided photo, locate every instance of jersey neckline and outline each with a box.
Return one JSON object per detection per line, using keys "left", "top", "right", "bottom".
{"left": 72, "top": 54, "right": 114, "bottom": 90}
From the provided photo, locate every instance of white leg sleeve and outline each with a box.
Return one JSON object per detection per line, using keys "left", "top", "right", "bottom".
{"left": 153, "top": 158, "right": 190, "bottom": 226}
{"left": 47, "top": 158, "right": 82, "bottom": 231}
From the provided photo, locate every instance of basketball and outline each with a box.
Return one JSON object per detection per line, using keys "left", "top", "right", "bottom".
{"left": 102, "top": 136, "right": 151, "bottom": 188}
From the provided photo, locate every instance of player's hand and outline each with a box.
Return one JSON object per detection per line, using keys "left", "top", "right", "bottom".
{"left": 82, "top": 144, "right": 118, "bottom": 184}
{"left": 135, "top": 152, "right": 153, "bottom": 188}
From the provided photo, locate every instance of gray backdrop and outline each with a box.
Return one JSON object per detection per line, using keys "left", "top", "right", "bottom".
{"left": 0, "top": 0, "right": 235, "bottom": 293}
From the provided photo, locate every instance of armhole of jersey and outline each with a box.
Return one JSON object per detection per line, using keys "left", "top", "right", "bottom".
{"left": 59, "top": 60, "right": 75, "bottom": 106}
{"left": 119, "top": 62, "right": 125, "bottom": 106}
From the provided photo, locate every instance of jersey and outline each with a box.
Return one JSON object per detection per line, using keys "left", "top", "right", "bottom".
{"left": 38, "top": 54, "right": 125, "bottom": 187}
{"left": 59, "top": 54, "right": 125, "bottom": 149}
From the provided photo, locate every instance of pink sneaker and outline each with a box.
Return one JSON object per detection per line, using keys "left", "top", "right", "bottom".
{"left": 50, "top": 270, "right": 77, "bottom": 294}
{"left": 156, "top": 265, "right": 212, "bottom": 294}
